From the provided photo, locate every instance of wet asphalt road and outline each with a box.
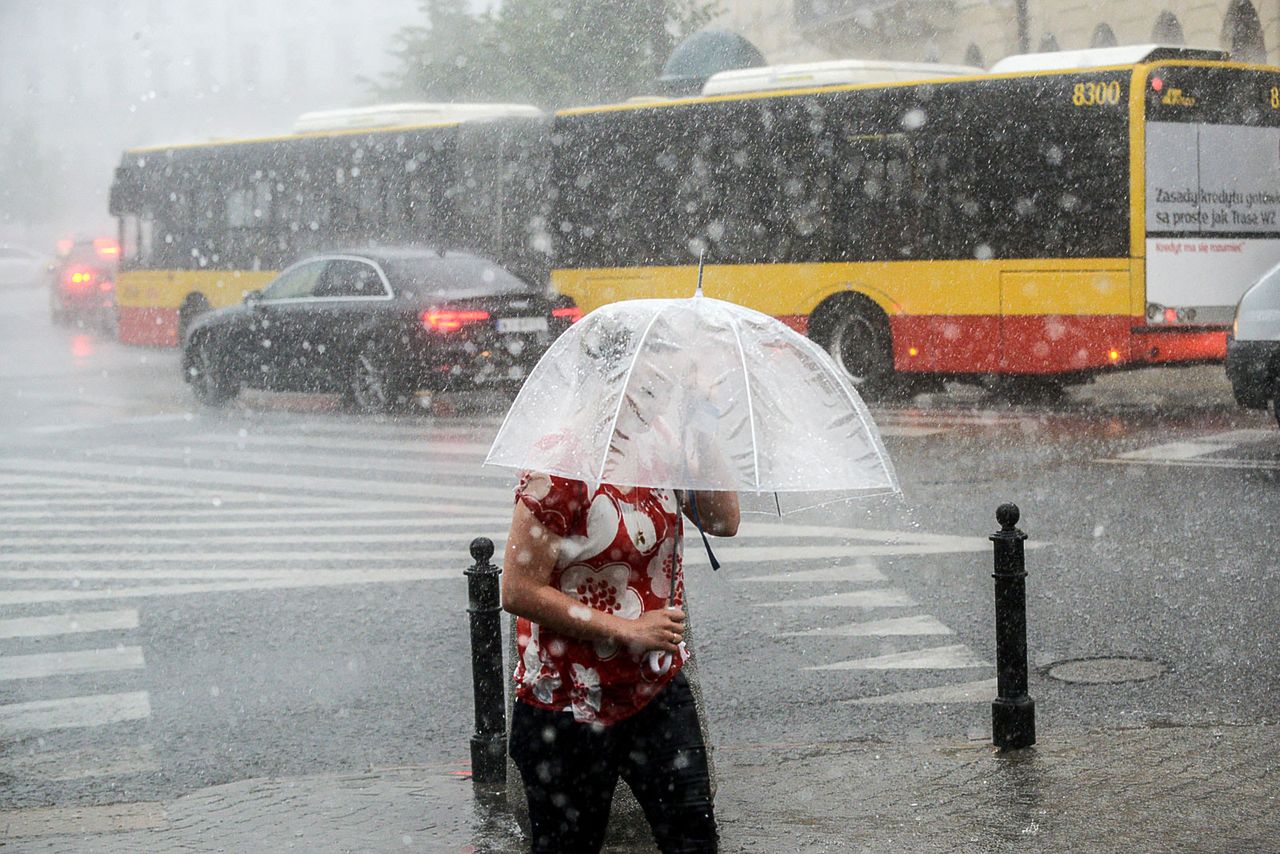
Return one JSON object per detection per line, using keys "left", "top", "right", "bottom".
{"left": 1, "top": 282, "right": 1277, "bottom": 812}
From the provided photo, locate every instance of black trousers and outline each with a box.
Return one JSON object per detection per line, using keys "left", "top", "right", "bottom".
{"left": 509, "top": 672, "right": 717, "bottom": 854}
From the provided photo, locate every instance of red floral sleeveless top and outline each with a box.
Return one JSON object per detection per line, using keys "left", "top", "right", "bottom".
{"left": 511, "top": 471, "right": 686, "bottom": 726}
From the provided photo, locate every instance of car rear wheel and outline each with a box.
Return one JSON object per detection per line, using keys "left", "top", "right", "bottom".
{"left": 189, "top": 336, "right": 239, "bottom": 407}
{"left": 348, "top": 345, "right": 412, "bottom": 414}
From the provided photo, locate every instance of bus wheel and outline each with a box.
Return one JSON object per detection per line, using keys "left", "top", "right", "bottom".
{"left": 189, "top": 336, "right": 239, "bottom": 407}
{"left": 348, "top": 345, "right": 411, "bottom": 414}
{"left": 178, "top": 294, "right": 211, "bottom": 343}
{"left": 820, "top": 302, "right": 895, "bottom": 399}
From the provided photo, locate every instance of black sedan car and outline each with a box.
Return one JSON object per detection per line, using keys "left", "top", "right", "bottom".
{"left": 182, "top": 248, "right": 579, "bottom": 411}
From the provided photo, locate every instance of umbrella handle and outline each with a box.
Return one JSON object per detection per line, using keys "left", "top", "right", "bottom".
{"left": 646, "top": 642, "right": 686, "bottom": 676}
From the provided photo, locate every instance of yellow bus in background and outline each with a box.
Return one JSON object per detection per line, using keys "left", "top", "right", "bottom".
{"left": 548, "top": 46, "right": 1280, "bottom": 395}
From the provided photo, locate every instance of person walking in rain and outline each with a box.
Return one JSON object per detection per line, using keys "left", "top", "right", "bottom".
{"left": 500, "top": 324, "right": 740, "bottom": 853}
{"left": 502, "top": 469, "right": 737, "bottom": 853}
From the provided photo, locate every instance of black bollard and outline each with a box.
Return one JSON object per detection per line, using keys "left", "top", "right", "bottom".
{"left": 466, "top": 537, "right": 507, "bottom": 784}
{"left": 990, "top": 503, "right": 1036, "bottom": 751}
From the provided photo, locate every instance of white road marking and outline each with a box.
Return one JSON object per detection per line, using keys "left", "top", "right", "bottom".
{"left": 21, "top": 412, "right": 194, "bottom": 435}
{"left": 0, "top": 646, "right": 145, "bottom": 681}
{"left": 876, "top": 425, "right": 946, "bottom": 437}
{"left": 0, "top": 548, "right": 474, "bottom": 563}
{"left": 0, "top": 692, "right": 151, "bottom": 736}
{"left": 0, "top": 745, "right": 159, "bottom": 781}
{"left": 0, "top": 504, "right": 427, "bottom": 521}
{"left": 189, "top": 432, "right": 495, "bottom": 457}
{"left": 102, "top": 443, "right": 514, "bottom": 482}
{"left": 845, "top": 678, "right": 997, "bottom": 705}
{"left": 0, "top": 457, "right": 511, "bottom": 506}
{"left": 0, "top": 568, "right": 459, "bottom": 582}
{"left": 807, "top": 644, "right": 990, "bottom": 671}
{"left": 0, "top": 609, "right": 139, "bottom": 639}
{"left": 1107, "top": 429, "right": 1276, "bottom": 464}
{"left": 0, "top": 569, "right": 455, "bottom": 606}
{"left": 1099, "top": 455, "right": 1280, "bottom": 471}
{"left": 0, "top": 496, "right": 255, "bottom": 509}
{"left": 0, "top": 800, "right": 167, "bottom": 838}
{"left": 734, "top": 564, "right": 887, "bottom": 584}
{"left": 0, "top": 514, "right": 513, "bottom": 534}
{"left": 777, "top": 615, "right": 954, "bottom": 637}
{"left": 0, "top": 530, "right": 511, "bottom": 549}
{"left": 754, "top": 589, "right": 917, "bottom": 608}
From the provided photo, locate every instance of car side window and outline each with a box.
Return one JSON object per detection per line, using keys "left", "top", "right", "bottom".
{"left": 261, "top": 261, "right": 326, "bottom": 301}
{"left": 313, "top": 259, "right": 386, "bottom": 299}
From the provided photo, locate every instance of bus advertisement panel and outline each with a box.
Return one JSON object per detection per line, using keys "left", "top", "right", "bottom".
{"left": 1143, "top": 66, "right": 1280, "bottom": 350}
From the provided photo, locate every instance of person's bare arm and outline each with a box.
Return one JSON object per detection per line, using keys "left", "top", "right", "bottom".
{"left": 501, "top": 501, "right": 686, "bottom": 653}
{"left": 680, "top": 490, "right": 740, "bottom": 537}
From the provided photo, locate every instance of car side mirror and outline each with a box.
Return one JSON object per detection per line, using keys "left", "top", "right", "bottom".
{"left": 243, "top": 289, "right": 262, "bottom": 304}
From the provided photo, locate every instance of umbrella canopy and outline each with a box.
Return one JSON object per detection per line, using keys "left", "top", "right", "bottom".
{"left": 485, "top": 294, "right": 899, "bottom": 511}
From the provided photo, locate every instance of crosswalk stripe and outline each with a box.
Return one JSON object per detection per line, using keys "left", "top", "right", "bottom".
{"left": 0, "top": 515, "right": 514, "bottom": 534}
{"left": 0, "top": 745, "right": 160, "bottom": 781}
{"left": 0, "top": 570, "right": 454, "bottom": 606}
{"left": 190, "top": 432, "right": 495, "bottom": 457}
{"left": 876, "top": 425, "right": 946, "bottom": 437}
{"left": 0, "top": 692, "right": 151, "bottom": 735}
{"left": 0, "top": 458, "right": 513, "bottom": 505}
{"left": 806, "top": 644, "right": 990, "bottom": 671}
{"left": 777, "top": 615, "right": 954, "bottom": 637}
{"left": 0, "top": 504, "right": 438, "bottom": 522}
{"left": 754, "top": 589, "right": 917, "bottom": 608}
{"left": 0, "top": 568, "right": 461, "bottom": 582}
{"left": 734, "top": 564, "right": 887, "bottom": 583}
{"left": 845, "top": 678, "right": 997, "bottom": 705}
{"left": 0, "top": 549, "right": 477, "bottom": 563}
{"left": 101, "top": 444, "right": 516, "bottom": 482}
{"left": 0, "top": 496, "right": 259, "bottom": 509}
{"left": 0, "top": 529, "right": 511, "bottom": 548}
{"left": 1, "top": 646, "right": 146, "bottom": 681}
{"left": 0, "top": 610, "right": 139, "bottom": 639}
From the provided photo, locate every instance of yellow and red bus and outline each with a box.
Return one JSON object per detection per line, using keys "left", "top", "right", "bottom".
{"left": 111, "top": 47, "right": 1280, "bottom": 398}
{"left": 108, "top": 105, "right": 549, "bottom": 346}
{"left": 549, "top": 46, "right": 1280, "bottom": 394}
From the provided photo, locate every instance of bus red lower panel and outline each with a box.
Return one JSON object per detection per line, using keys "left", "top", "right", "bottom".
{"left": 118, "top": 307, "right": 179, "bottom": 347}
{"left": 1130, "top": 328, "right": 1228, "bottom": 363}
{"left": 890, "top": 314, "right": 1134, "bottom": 374}
{"left": 890, "top": 315, "right": 1001, "bottom": 373}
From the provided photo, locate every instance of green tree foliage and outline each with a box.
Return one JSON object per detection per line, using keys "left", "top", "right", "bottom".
{"left": 372, "top": 0, "right": 722, "bottom": 108}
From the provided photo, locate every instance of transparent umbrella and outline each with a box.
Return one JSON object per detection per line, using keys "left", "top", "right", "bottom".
{"left": 485, "top": 290, "right": 899, "bottom": 513}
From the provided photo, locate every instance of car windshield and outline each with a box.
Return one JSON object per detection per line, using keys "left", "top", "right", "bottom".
{"left": 382, "top": 257, "right": 532, "bottom": 295}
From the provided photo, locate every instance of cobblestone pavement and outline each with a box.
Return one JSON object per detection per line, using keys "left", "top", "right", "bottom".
{"left": 4, "top": 722, "right": 1277, "bottom": 852}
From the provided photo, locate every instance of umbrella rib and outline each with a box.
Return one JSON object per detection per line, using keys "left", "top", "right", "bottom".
{"left": 726, "top": 311, "right": 761, "bottom": 491}
{"left": 593, "top": 304, "right": 669, "bottom": 483}
{"left": 790, "top": 329, "right": 899, "bottom": 492}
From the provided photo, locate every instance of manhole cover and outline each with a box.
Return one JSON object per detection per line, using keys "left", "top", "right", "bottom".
{"left": 1045, "top": 657, "right": 1167, "bottom": 684}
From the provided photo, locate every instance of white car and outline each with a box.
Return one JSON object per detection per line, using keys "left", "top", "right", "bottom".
{"left": 1225, "top": 261, "right": 1280, "bottom": 424}
{"left": 0, "top": 245, "right": 48, "bottom": 289}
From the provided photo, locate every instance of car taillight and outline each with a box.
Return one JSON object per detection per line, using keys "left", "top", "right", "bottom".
{"left": 422, "top": 308, "right": 490, "bottom": 332}
{"left": 552, "top": 306, "right": 583, "bottom": 323}
{"left": 65, "top": 268, "right": 95, "bottom": 288}
{"left": 99, "top": 279, "right": 114, "bottom": 292}
{"left": 93, "top": 237, "right": 120, "bottom": 259}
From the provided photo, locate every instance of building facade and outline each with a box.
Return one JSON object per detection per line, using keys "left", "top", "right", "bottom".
{"left": 721, "top": 0, "right": 1280, "bottom": 68}
{"left": 0, "top": 0, "right": 419, "bottom": 245}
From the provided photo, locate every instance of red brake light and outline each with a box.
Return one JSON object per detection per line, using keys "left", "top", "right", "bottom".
{"left": 1151, "top": 76, "right": 1164, "bottom": 92}
{"left": 64, "top": 267, "right": 96, "bottom": 288}
{"left": 422, "top": 308, "right": 490, "bottom": 332}
{"left": 552, "top": 306, "right": 583, "bottom": 323}
{"left": 93, "top": 238, "right": 121, "bottom": 258}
